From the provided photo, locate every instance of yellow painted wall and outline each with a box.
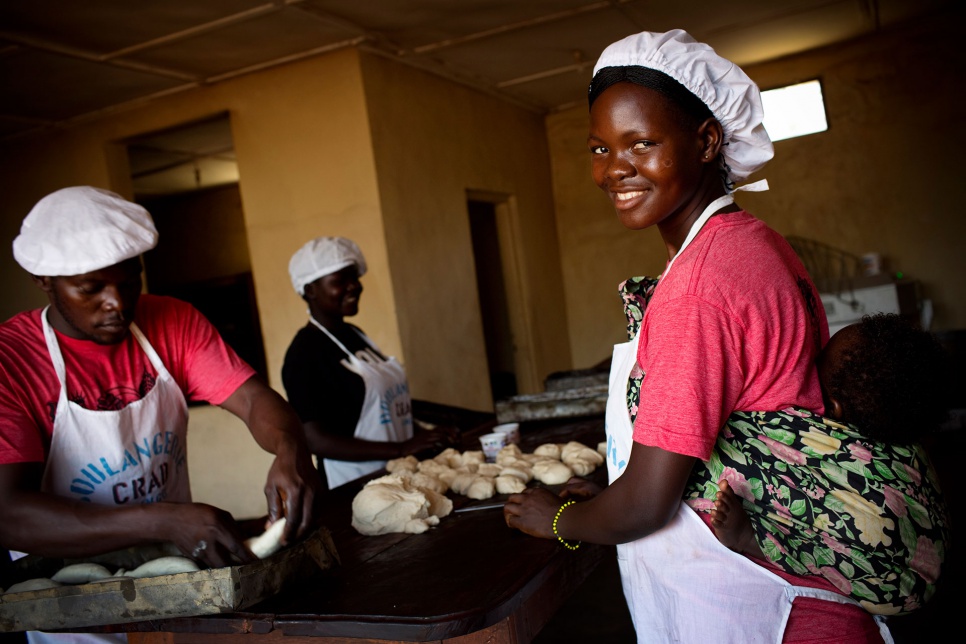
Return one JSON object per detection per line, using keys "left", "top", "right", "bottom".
{"left": 547, "top": 12, "right": 966, "bottom": 369}
{"left": 360, "top": 53, "right": 572, "bottom": 408}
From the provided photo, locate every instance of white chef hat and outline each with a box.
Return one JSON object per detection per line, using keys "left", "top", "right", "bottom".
{"left": 289, "top": 236, "right": 367, "bottom": 296}
{"left": 13, "top": 186, "right": 158, "bottom": 276}
{"left": 591, "top": 29, "right": 773, "bottom": 187}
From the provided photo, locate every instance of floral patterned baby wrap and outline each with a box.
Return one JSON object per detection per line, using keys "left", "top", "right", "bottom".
{"left": 619, "top": 276, "right": 949, "bottom": 616}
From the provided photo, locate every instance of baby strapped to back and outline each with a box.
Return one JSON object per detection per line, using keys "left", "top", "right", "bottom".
{"left": 699, "top": 312, "right": 950, "bottom": 615}
{"left": 620, "top": 275, "right": 949, "bottom": 615}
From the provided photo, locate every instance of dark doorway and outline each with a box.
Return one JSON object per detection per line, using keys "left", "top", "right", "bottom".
{"left": 468, "top": 199, "right": 517, "bottom": 402}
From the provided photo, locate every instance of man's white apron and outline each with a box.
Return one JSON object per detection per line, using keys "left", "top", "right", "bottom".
{"left": 27, "top": 307, "right": 192, "bottom": 644}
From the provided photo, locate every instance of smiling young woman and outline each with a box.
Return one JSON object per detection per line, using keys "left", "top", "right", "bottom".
{"left": 504, "top": 29, "right": 891, "bottom": 643}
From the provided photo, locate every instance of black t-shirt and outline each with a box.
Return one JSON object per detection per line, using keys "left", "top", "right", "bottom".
{"left": 281, "top": 322, "right": 381, "bottom": 439}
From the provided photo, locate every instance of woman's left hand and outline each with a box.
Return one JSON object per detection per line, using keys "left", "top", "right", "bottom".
{"left": 503, "top": 487, "right": 563, "bottom": 539}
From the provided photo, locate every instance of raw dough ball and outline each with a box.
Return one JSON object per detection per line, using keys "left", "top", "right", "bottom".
{"left": 125, "top": 556, "right": 200, "bottom": 578}
{"left": 51, "top": 562, "right": 113, "bottom": 584}
{"left": 433, "top": 448, "right": 463, "bottom": 469}
{"left": 500, "top": 465, "right": 533, "bottom": 483}
{"left": 495, "top": 474, "right": 526, "bottom": 494}
{"left": 561, "top": 441, "right": 604, "bottom": 467}
{"left": 245, "top": 517, "right": 288, "bottom": 559}
{"left": 386, "top": 455, "right": 419, "bottom": 473}
{"left": 477, "top": 463, "right": 503, "bottom": 478}
{"left": 495, "top": 444, "right": 523, "bottom": 465}
{"left": 597, "top": 441, "right": 607, "bottom": 457}
{"left": 534, "top": 443, "right": 562, "bottom": 460}
{"left": 465, "top": 476, "right": 496, "bottom": 500}
{"left": 423, "top": 488, "right": 454, "bottom": 517}
{"left": 410, "top": 471, "right": 448, "bottom": 495}
{"left": 5, "top": 578, "right": 62, "bottom": 594}
{"left": 566, "top": 458, "right": 597, "bottom": 477}
{"left": 416, "top": 459, "right": 452, "bottom": 478}
{"left": 351, "top": 478, "right": 440, "bottom": 536}
{"left": 460, "top": 450, "right": 486, "bottom": 466}
{"left": 532, "top": 460, "right": 574, "bottom": 485}
{"left": 449, "top": 471, "right": 478, "bottom": 496}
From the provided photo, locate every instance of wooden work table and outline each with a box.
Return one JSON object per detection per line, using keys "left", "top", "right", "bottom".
{"left": 105, "top": 415, "right": 611, "bottom": 644}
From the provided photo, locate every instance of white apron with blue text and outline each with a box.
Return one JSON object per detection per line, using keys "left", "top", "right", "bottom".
{"left": 311, "top": 320, "right": 413, "bottom": 489}
{"left": 29, "top": 307, "right": 191, "bottom": 644}
{"left": 41, "top": 306, "right": 191, "bottom": 505}
{"left": 602, "top": 196, "right": 892, "bottom": 643}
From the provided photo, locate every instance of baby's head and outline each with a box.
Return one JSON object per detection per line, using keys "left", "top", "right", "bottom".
{"left": 818, "top": 313, "right": 950, "bottom": 444}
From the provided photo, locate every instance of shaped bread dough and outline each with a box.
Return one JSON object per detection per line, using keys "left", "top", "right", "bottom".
{"left": 465, "top": 476, "right": 496, "bottom": 500}
{"left": 245, "top": 517, "right": 288, "bottom": 559}
{"left": 448, "top": 471, "right": 478, "bottom": 496}
{"left": 476, "top": 463, "right": 503, "bottom": 478}
{"left": 495, "top": 444, "right": 523, "bottom": 465}
{"left": 500, "top": 464, "right": 533, "bottom": 483}
{"left": 351, "top": 478, "right": 440, "bottom": 535}
{"left": 532, "top": 460, "right": 574, "bottom": 485}
{"left": 561, "top": 441, "right": 604, "bottom": 467}
{"left": 460, "top": 450, "right": 486, "bottom": 466}
{"left": 124, "top": 556, "right": 200, "bottom": 578}
{"left": 495, "top": 474, "right": 526, "bottom": 494}
{"left": 417, "top": 459, "right": 453, "bottom": 478}
{"left": 423, "top": 488, "right": 454, "bottom": 518}
{"left": 534, "top": 443, "right": 563, "bottom": 460}
{"left": 51, "top": 562, "right": 113, "bottom": 584}
{"left": 597, "top": 441, "right": 607, "bottom": 457}
{"left": 566, "top": 458, "right": 596, "bottom": 476}
{"left": 5, "top": 578, "right": 62, "bottom": 594}
{"left": 433, "top": 448, "right": 463, "bottom": 469}
{"left": 386, "top": 455, "right": 419, "bottom": 473}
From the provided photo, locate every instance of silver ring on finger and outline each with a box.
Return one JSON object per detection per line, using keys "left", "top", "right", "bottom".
{"left": 191, "top": 539, "right": 208, "bottom": 558}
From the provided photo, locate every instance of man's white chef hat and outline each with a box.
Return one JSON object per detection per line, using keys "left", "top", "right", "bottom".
{"left": 591, "top": 29, "right": 773, "bottom": 187}
{"left": 13, "top": 186, "right": 158, "bottom": 276}
{"left": 289, "top": 236, "right": 367, "bottom": 296}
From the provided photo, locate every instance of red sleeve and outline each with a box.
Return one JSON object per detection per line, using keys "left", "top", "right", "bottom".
{"left": 632, "top": 295, "right": 744, "bottom": 460}
{"left": 139, "top": 297, "right": 256, "bottom": 406}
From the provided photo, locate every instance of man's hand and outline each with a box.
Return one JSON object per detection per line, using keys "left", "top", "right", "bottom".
{"left": 219, "top": 376, "right": 324, "bottom": 547}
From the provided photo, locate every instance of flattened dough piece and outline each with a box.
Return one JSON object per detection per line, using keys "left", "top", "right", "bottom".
{"left": 5, "top": 578, "right": 62, "bottom": 594}
{"left": 126, "top": 556, "right": 201, "bottom": 578}
{"left": 245, "top": 517, "right": 288, "bottom": 559}
{"left": 51, "top": 562, "right": 113, "bottom": 584}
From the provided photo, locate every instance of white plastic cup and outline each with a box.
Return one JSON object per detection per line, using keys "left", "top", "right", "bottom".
{"left": 493, "top": 422, "right": 520, "bottom": 445}
{"left": 479, "top": 432, "right": 508, "bottom": 462}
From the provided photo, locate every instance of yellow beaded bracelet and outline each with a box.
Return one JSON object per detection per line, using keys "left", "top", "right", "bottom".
{"left": 552, "top": 500, "right": 581, "bottom": 550}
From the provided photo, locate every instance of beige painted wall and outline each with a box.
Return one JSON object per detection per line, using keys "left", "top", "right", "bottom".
{"left": 360, "top": 53, "right": 572, "bottom": 409}
{"left": 547, "top": 12, "right": 966, "bottom": 370}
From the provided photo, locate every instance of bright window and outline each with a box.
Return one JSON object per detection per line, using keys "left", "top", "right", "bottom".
{"left": 761, "top": 79, "right": 828, "bottom": 142}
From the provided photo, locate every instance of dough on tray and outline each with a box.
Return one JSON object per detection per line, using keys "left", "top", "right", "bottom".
{"left": 123, "top": 556, "right": 201, "bottom": 578}
{"left": 4, "top": 578, "right": 62, "bottom": 594}
{"left": 532, "top": 460, "right": 574, "bottom": 485}
{"left": 51, "top": 562, "right": 113, "bottom": 584}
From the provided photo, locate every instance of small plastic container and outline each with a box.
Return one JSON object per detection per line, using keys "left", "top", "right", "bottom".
{"left": 479, "top": 432, "right": 508, "bottom": 462}
{"left": 492, "top": 422, "right": 520, "bottom": 445}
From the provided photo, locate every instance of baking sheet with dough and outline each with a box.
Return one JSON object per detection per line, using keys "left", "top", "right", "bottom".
{"left": 0, "top": 527, "right": 339, "bottom": 633}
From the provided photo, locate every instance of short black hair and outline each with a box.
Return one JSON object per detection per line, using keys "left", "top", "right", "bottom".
{"left": 826, "top": 313, "right": 951, "bottom": 444}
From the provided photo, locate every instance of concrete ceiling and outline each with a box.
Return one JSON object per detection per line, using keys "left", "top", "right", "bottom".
{"left": 0, "top": 0, "right": 952, "bottom": 194}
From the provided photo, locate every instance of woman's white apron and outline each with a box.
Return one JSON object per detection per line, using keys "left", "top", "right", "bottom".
{"left": 602, "top": 197, "right": 892, "bottom": 643}
{"left": 27, "top": 307, "right": 192, "bottom": 644}
{"left": 41, "top": 306, "right": 191, "bottom": 504}
{"left": 310, "top": 320, "right": 413, "bottom": 489}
